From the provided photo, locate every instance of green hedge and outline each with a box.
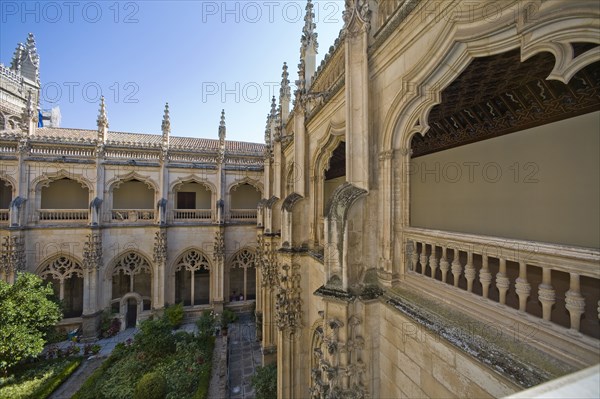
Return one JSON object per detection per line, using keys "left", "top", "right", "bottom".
{"left": 33, "top": 358, "right": 81, "bottom": 399}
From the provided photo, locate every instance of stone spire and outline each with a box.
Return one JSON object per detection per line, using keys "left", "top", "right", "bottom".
{"left": 300, "top": 0, "right": 318, "bottom": 89}
{"left": 97, "top": 96, "right": 109, "bottom": 142}
{"left": 219, "top": 109, "right": 226, "bottom": 142}
{"left": 21, "top": 90, "right": 37, "bottom": 135}
{"left": 161, "top": 102, "right": 170, "bottom": 147}
{"left": 280, "top": 62, "right": 291, "bottom": 123}
{"left": 11, "top": 33, "right": 40, "bottom": 85}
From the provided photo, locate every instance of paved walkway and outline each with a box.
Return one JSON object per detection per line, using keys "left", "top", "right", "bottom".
{"left": 228, "top": 313, "right": 262, "bottom": 399}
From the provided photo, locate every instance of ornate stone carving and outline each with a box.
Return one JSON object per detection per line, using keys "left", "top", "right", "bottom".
{"left": 175, "top": 249, "right": 211, "bottom": 272}
{"left": 259, "top": 236, "right": 279, "bottom": 289}
{"left": 82, "top": 232, "right": 102, "bottom": 270}
{"left": 213, "top": 230, "right": 224, "bottom": 262}
{"left": 113, "top": 252, "right": 151, "bottom": 276}
{"left": 310, "top": 315, "right": 368, "bottom": 399}
{"left": 275, "top": 263, "right": 302, "bottom": 331}
{"left": 153, "top": 230, "right": 167, "bottom": 264}
{"left": 0, "top": 235, "right": 25, "bottom": 276}
{"left": 40, "top": 256, "right": 83, "bottom": 281}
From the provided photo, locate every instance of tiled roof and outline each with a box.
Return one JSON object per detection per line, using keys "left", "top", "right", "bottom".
{"left": 17, "top": 127, "right": 266, "bottom": 155}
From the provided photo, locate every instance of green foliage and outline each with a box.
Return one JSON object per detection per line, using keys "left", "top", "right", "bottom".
{"left": 164, "top": 303, "right": 184, "bottom": 329}
{"left": 220, "top": 309, "right": 237, "bottom": 328}
{"left": 133, "top": 372, "right": 167, "bottom": 399}
{"left": 196, "top": 311, "right": 216, "bottom": 338}
{"left": 133, "top": 317, "right": 176, "bottom": 359}
{"left": 251, "top": 364, "right": 277, "bottom": 399}
{"left": 0, "top": 357, "right": 80, "bottom": 399}
{"left": 0, "top": 273, "right": 62, "bottom": 374}
{"left": 74, "top": 321, "right": 214, "bottom": 399}
{"left": 100, "top": 309, "right": 121, "bottom": 338}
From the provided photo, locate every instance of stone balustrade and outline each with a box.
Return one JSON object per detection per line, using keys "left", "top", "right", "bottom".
{"left": 405, "top": 227, "right": 600, "bottom": 337}
{"left": 111, "top": 209, "right": 155, "bottom": 222}
{"left": 38, "top": 209, "right": 88, "bottom": 221}
{"left": 173, "top": 209, "right": 213, "bottom": 221}
{"left": 228, "top": 209, "right": 257, "bottom": 222}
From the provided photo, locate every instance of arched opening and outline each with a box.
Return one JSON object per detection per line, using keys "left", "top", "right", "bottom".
{"left": 112, "top": 179, "right": 155, "bottom": 222}
{"left": 229, "top": 183, "right": 261, "bottom": 222}
{"left": 405, "top": 48, "right": 600, "bottom": 338}
{"left": 174, "top": 249, "right": 211, "bottom": 306}
{"left": 0, "top": 178, "right": 12, "bottom": 222}
{"left": 39, "top": 178, "right": 89, "bottom": 221}
{"left": 39, "top": 256, "right": 84, "bottom": 318}
{"left": 228, "top": 248, "right": 256, "bottom": 302}
{"left": 110, "top": 252, "right": 152, "bottom": 314}
{"left": 323, "top": 141, "right": 346, "bottom": 212}
{"left": 174, "top": 182, "right": 212, "bottom": 221}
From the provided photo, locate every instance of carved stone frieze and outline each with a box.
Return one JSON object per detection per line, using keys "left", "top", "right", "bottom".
{"left": 310, "top": 315, "right": 368, "bottom": 399}
{"left": 213, "top": 230, "right": 225, "bottom": 262}
{"left": 82, "top": 232, "right": 102, "bottom": 270}
{"left": 153, "top": 229, "right": 167, "bottom": 264}
{"left": 275, "top": 263, "right": 302, "bottom": 331}
{"left": 0, "top": 235, "right": 25, "bottom": 275}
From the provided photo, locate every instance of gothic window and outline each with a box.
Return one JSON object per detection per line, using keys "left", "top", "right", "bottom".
{"left": 40, "top": 256, "right": 84, "bottom": 318}
{"left": 229, "top": 248, "right": 256, "bottom": 301}
{"left": 174, "top": 249, "right": 211, "bottom": 306}
{"left": 0, "top": 179, "right": 12, "bottom": 213}
{"left": 112, "top": 252, "right": 152, "bottom": 300}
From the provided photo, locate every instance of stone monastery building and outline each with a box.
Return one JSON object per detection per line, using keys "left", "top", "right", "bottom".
{"left": 1, "top": 1, "right": 599, "bottom": 398}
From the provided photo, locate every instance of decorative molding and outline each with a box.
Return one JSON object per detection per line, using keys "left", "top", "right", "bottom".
{"left": 275, "top": 263, "right": 302, "bottom": 331}
{"left": 153, "top": 230, "right": 167, "bottom": 264}
{"left": 174, "top": 248, "right": 211, "bottom": 272}
{"left": 0, "top": 235, "right": 25, "bottom": 275}
{"left": 82, "top": 232, "right": 102, "bottom": 270}
{"left": 213, "top": 230, "right": 225, "bottom": 262}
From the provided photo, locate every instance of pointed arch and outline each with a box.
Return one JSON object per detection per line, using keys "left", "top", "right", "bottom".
{"left": 106, "top": 171, "right": 158, "bottom": 192}
{"left": 228, "top": 247, "right": 257, "bottom": 302}
{"left": 169, "top": 175, "right": 216, "bottom": 194}
{"left": 172, "top": 248, "right": 212, "bottom": 306}
{"left": 32, "top": 169, "right": 93, "bottom": 192}
{"left": 227, "top": 176, "right": 263, "bottom": 194}
{"left": 38, "top": 254, "right": 84, "bottom": 318}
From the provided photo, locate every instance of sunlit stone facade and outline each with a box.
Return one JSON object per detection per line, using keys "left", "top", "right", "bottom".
{"left": 1, "top": 1, "right": 599, "bottom": 397}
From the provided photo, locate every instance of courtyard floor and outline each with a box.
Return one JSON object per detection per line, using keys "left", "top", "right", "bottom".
{"left": 228, "top": 313, "right": 262, "bottom": 399}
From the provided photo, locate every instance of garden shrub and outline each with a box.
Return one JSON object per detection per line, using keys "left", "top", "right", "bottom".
{"left": 196, "top": 311, "right": 216, "bottom": 338}
{"left": 133, "top": 317, "right": 176, "bottom": 359}
{"left": 133, "top": 371, "right": 167, "bottom": 399}
{"left": 164, "top": 303, "right": 184, "bottom": 329}
{"left": 251, "top": 364, "right": 277, "bottom": 399}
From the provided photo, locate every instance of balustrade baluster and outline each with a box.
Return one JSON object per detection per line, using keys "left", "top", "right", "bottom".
{"left": 565, "top": 273, "right": 585, "bottom": 332}
{"left": 479, "top": 255, "right": 492, "bottom": 298}
{"left": 496, "top": 258, "right": 509, "bottom": 305}
{"left": 410, "top": 240, "right": 419, "bottom": 272}
{"left": 465, "top": 251, "right": 476, "bottom": 292}
{"left": 429, "top": 244, "right": 438, "bottom": 279}
{"left": 420, "top": 243, "right": 428, "bottom": 276}
{"left": 538, "top": 267, "right": 555, "bottom": 322}
{"left": 451, "top": 248, "right": 462, "bottom": 287}
{"left": 440, "top": 246, "right": 449, "bottom": 283}
{"left": 515, "top": 261, "right": 531, "bottom": 312}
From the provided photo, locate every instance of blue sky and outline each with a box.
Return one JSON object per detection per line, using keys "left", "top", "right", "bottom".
{"left": 0, "top": 1, "right": 345, "bottom": 143}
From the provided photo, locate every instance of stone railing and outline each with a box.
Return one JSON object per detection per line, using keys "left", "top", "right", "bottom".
{"left": 104, "top": 149, "right": 160, "bottom": 160}
{"left": 30, "top": 146, "right": 95, "bottom": 157}
{"left": 228, "top": 209, "right": 257, "bottom": 222}
{"left": 0, "top": 209, "right": 9, "bottom": 223}
{"left": 173, "top": 209, "right": 213, "bottom": 221}
{"left": 38, "top": 209, "right": 88, "bottom": 221}
{"left": 404, "top": 227, "right": 600, "bottom": 338}
{"left": 111, "top": 209, "right": 155, "bottom": 222}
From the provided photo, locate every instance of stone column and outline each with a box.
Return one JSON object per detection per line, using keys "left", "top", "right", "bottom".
{"left": 212, "top": 229, "right": 225, "bottom": 312}
{"left": 81, "top": 231, "right": 102, "bottom": 341}
{"left": 153, "top": 229, "right": 167, "bottom": 310}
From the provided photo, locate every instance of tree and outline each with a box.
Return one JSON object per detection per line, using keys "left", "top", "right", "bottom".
{"left": 0, "top": 273, "right": 62, "bottom": 374}
{"left": 251, "top": 364, "right": 277, "bottom": 399}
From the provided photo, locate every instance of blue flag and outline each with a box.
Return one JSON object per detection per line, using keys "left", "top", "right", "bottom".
{"left": 38, "top": 110, "right": 43, "bottom": 127}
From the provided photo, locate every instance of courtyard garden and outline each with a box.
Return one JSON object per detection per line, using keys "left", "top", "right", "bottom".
{"left": 72, "top": 306, "right": 215, "bottom": 399}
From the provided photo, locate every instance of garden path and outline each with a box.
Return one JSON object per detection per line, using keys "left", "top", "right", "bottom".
{"left": 228, "top": 313, "right": 262, "bottom": 399}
